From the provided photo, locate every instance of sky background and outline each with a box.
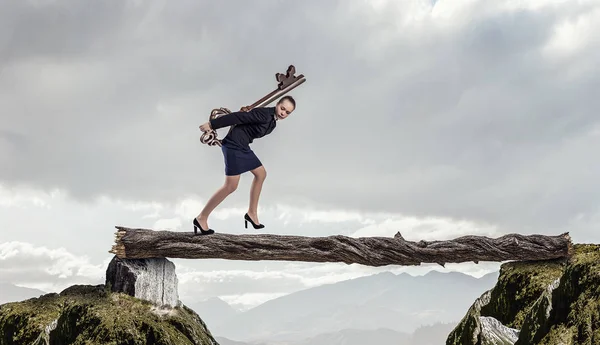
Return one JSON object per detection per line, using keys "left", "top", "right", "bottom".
{"left": 1, "top": 0, "right": 599, "bottom": 311}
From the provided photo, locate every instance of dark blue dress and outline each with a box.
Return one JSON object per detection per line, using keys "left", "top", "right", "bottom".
{"left": 220, "top": 144, "right": 262, "bottom": 176}
{"left": 209, "top": 107, "right": 277, "bottom": 176}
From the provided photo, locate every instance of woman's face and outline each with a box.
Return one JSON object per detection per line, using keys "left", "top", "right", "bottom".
{"left": 276, "top": 100, "right": 295, "bottom": 120}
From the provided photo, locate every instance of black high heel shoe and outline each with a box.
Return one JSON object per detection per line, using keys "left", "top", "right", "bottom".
{"left": 193, "top": 218, "right": 215, "bottom": 235}
{"left": 244, "top": 213, "right": 265, "bottom": 229}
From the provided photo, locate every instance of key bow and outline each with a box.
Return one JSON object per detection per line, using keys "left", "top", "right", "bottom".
{"left": 200, "top": 64, "right": 306, "bottom": 147}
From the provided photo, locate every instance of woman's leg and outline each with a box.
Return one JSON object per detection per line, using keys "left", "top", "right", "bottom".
{"left": 197, "top": 175, "right": 240, "bottom": 229}
{"left": 248, "top": 165, "right": 267, "bottom": 224}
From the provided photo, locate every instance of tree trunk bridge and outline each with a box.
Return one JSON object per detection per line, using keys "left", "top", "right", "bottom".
{"left": 109, "top": 226, "right": 573, "bottom": 267}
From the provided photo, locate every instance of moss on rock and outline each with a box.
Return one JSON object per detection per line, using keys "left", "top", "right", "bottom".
{"left": 479, "top": 259, "right": 565, "bottom": 329}
{"left": 446, "top": 289, "right": 492, "bottom": 345}
{"left": 447, "top": 244, "right": 600, "bottom": 345}
{"left": 531, "top": 244, "right": 600, "bottom": 345}
{"left": 0, "top": 284, "right": 219, "bottom": 345}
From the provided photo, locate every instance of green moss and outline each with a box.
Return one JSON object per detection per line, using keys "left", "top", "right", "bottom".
{"left": 535, "top": 326, "right": 573, "bottom": 345}
{"left": 447, "top": 243, "right": 600, "bottom": 345}
{"left": 0, "top": 285, "right": 218, "bottom": 345}
{"left": 532, "top": 244, "right": 600, "bottom": 345}
{"left": 479, "top": 259, "right": 565, "bottom": 329}
{"left": 446, "top": 290, "right": 489, "bottom": 345}
{"left": 513, "top": 276, "right": 557, "bottom": 345}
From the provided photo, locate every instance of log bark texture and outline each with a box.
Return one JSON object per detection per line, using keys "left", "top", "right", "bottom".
{"left": 109, "top": 226, "right": 573, "bottom": 267}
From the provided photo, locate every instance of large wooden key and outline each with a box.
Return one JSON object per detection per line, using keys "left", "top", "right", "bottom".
{"left": 200, "top": 64, "right": 306, "bottom": 147}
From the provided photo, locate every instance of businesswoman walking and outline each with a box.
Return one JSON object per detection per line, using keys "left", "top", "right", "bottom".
{"left": 195, "top": 96, "right": 296, "bottom": 235}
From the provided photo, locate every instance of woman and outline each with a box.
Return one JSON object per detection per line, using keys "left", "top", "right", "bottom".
{"left": 195, "top": 96, "right": 296, "bottom": 235}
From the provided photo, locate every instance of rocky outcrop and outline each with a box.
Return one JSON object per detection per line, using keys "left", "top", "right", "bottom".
{"left": 479, "top": 316, "right": 519, "bottom": 344}
{"left": 447, "top": 244, "right": 600, "bottom": 345}
{"left": 513, "top": 278, "right": 561, "bottom": 345}
{"left": 105, "top": 256, "right": 179, "bottom": 308}
{"left": 0, "top": 284, "right": 219, "bottom": 345}
{"left": 445, "top": 288, "right": 497, "bottom": 345}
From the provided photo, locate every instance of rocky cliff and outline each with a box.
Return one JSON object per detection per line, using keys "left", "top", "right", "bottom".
{"left": 0, "top": 256, "right": 220, "bottom": 345}
{"left": 446, "top": 243, "right": 600, "bottom": 345}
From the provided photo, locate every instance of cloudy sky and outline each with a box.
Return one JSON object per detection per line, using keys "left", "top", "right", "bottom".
{"left": 1, "top": 0, "right": 599, "bottom": 310}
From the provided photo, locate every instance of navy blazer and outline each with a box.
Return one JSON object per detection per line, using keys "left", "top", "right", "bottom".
{"left": 209, "top": 106, "right": 277, "bottom": 151}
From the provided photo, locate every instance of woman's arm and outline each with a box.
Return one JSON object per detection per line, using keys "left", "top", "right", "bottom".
{"left": 209, "top": 108, "right": 267, "bottom": 130}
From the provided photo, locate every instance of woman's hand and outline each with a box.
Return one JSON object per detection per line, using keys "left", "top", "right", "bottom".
{"left": 199, "top": 122, "right": 212, "bottom": 132}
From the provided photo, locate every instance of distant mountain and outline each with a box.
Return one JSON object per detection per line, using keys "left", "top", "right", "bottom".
{"left": 409, "top": 322, "right": 457, "bottom": 345}
{"left": 185, "top": 296, "right": 240, "bottom": 328}
{"left": 301, "top": 323, "right": 458, "bottom": 345}
{"left": 211, "top": 270, "right": 499, "bottom": 342}
{"left": 216, "top": 337, "right": 268, "bottom": 345}
{"left": 215, "top": 322, "right": 456, "bottom": 345}
{"left": 299, "top": 328, "right": 410, "bottom": 345}
{"left": 215, "top": 336, "right": 263, "bottom": 345}
{"left": 0, "top": 282, "right": 46, "bottom": 305}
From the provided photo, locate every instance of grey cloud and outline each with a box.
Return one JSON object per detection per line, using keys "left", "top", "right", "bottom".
{"left": 0, "top": 241, "right": 105, "bottom": 292}
{"left": 178, "top": 270, "right": 305, "bottom": 298}
{"left": 1, "top": 1, "right": 600, "bottom": 239}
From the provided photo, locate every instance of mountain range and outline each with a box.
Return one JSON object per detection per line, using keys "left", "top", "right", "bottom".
{"left": 186, "top": 269, "right": 500, "bottom": 344}
{"left": 215, "top": 322, "right": 457, "bottom": 345}
{"left": 2, "top": 269, "right": 500, "bottom": 344}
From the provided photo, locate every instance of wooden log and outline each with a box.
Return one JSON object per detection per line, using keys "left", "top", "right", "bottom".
{"left": 109, "top": 226, "right": 573, "bottom": 267}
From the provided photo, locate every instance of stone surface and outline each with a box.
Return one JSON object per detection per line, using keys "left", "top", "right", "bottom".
{"left": 446, "top": 288, "right": 493, "bottom": 345}
{"left": 479, "top": 316, "right": 519, "bottom": 345}
{"left": 0, "top": 284, "right": 218, "bottom": 345}
{"left": 105, "top": 255, "right": 180, "bottom": 308}
{"left": 447, "top": 244, "right": 600, "bottom": 345}
{"left": 514, "top": 278, "right": 560, "bottom": 345}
